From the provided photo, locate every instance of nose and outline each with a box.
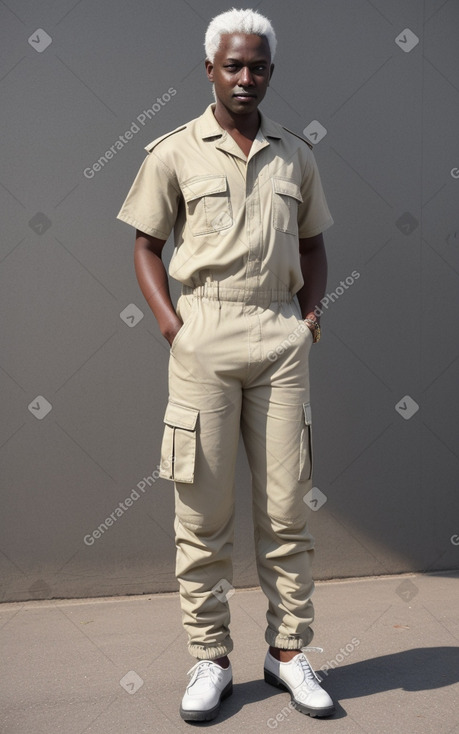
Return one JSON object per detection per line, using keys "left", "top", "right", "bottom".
{"left": 238, "top": 66, "right": 254, "bottom": 87}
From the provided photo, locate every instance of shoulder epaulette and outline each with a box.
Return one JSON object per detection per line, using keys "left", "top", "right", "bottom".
{"left": 144, "top": 124, "right": 187, "bottom": 153}
{"left": 281, "top": 126, "right": 313, "bottom": 151}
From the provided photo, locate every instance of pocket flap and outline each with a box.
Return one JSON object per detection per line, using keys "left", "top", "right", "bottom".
{"left": 272, "top": 177, "right": 303, "bottom": 202}
{"left": 303, "top": 402, "right": 312, "bottom": 425}
{"left": 182, "top": 175, "right": 228, "bottom": 202}
{"left": 163, "top": 402, "right": 198, "bottom": 431}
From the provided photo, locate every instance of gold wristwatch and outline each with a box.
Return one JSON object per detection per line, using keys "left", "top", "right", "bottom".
{"left": 304, "top": 318, "right": 321, "bottom": 343}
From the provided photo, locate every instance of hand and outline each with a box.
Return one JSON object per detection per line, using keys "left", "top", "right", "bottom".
{"left": 163, "top": 318, "right": 183, "bottom": 347}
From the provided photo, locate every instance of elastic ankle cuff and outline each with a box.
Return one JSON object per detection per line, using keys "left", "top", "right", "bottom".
{"left": 188, "top": 637, "right": 233, "bottom": 660}
{"left": 265, "top": 628, "right": 313, "bottom": 650}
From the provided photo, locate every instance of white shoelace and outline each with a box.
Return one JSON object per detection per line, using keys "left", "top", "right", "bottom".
{"left": 296, "top": 650, "right": 323, "bottom": 686}
{"left": 187, "top": 660, "right": 222, "bottom": 688}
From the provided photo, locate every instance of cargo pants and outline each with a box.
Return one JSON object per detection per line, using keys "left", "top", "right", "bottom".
{"left": 159, "top": 282, "right": 316, "bottom": 659}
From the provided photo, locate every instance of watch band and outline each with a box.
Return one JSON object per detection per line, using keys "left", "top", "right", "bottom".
{"left": 304, "top": 318, "right": 321, "bottom": 343}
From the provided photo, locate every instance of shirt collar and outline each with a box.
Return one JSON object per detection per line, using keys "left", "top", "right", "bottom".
{"left": 199, "top": 103, "right": 282, "bottom": 142}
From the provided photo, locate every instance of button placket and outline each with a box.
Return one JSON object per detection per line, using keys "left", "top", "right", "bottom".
{"left": 244, "top": 162, "right": 263, "bottom": 286}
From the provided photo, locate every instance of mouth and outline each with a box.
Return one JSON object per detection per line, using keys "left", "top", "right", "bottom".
{"left": 233, "top": 93, "right": 257, "bottom": 100}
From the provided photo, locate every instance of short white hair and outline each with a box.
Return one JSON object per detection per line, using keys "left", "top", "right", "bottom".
{"left": 204, "top": 7, "right": 277, "bottom": 63}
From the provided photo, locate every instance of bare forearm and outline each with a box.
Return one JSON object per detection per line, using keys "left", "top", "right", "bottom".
{"left": 134, "top": 235, "right": 181, "bottom": 345}
{"left": 297, "top": 235, "right": 328, "bottom": 321}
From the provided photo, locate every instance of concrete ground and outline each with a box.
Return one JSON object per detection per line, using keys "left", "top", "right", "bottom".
{"left": 1, "top": 571, "right": 458, "bottom": 734}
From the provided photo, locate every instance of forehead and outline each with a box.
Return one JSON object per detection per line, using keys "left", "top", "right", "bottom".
{"left": 215, "top": 32, "right": 271, "bottom": 60}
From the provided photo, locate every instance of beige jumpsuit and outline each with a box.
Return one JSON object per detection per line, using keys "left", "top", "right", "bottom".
{"left": 117, "top": 103, "right": 333, "bottom": 659}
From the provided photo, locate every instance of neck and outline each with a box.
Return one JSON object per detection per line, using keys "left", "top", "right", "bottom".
{"left": 212, "top": 102, "right": 260, "bottom": 140}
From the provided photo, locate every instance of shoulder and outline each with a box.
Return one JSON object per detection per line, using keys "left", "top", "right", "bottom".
{"left": 144, "top": 124, "right": 188, "bottom": 153}
{"left": 144, "top": 113, "right": 201, "bottom": 154}
{"left": 261, "top": 112, "right": 314, "bottom": 152}
{"left": 280, "top": 125, "right": 314, "bottom": 151}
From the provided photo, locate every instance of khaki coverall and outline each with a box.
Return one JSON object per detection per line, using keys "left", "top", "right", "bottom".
{"left": 117, "top": 103, "right": 333, "bottom": 659}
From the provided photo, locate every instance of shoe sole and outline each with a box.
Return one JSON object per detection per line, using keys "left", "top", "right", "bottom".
{"left": 264, "top": 669, "right": 335, "bottom": 718}
{"left": 179, "top": 680, "right": 233, "bottom": 721}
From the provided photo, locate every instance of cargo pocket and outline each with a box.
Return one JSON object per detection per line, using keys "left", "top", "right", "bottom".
{"left": 299, "top": 402, "right": 313, "bottom": 481}
{"left": 159, "top": 402, "right": 199, "bottom": 483}
{"left": 272, "top": 177, "right": 303, "bottom": 235}
{"left": 182, "top": 174, "right": 232, "bottom": 236}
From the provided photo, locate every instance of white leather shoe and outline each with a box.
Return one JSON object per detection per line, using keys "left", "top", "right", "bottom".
{"left": 179, "top": 659, "right": 233, "bottom": 721}
{"left": 264, "top": 650, "right": 335, "bottom": 717}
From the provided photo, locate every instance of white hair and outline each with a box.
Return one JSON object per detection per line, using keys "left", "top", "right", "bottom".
{"left": 204, "top": 7, "right": 277, "bottom": 63}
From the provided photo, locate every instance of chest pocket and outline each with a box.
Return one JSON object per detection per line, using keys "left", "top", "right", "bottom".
{"left": 272, "top": 177, "right": 303, "bottom": 236}
{"left": 182, "top": 174, "right": 233, "bottom": 236}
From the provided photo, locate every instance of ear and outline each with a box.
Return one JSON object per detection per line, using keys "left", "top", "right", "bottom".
{"left": 205, "top": 59, "right": 214, "bottom": 82}
{"left": 269, "top": 63, "right": 275, "bottom": 82}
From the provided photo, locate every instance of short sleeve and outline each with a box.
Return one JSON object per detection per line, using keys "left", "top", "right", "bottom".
{"left": 297, "top": 151, "right": 334, "bottom": 239}
{"left": 116, "top": 151, "right": 180, "bottom": 239}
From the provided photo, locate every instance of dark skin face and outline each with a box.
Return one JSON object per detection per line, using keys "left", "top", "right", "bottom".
{"left": 205, "top": 33, "right": 274, "bottom": 140}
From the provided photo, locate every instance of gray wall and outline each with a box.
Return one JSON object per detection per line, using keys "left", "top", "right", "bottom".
{"left": 1, "top": 0, "right": 458, "bottom": 602}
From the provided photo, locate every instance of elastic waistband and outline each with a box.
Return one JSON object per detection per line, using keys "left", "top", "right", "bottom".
{"left": 181, "top": 283, "right": 293, "bottom": 306}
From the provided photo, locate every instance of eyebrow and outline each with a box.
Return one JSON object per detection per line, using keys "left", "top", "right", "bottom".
{"left": 225, "top": 57, "right": 268, "bottom": 63}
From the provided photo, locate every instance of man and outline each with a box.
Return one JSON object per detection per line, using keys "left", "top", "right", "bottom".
{"left": 117, "top": 8, "right": 335, "bottom": 723}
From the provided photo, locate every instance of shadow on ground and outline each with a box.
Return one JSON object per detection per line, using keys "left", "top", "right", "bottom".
{"left": 185, "top": 646, "right": 459, "bottom": 725}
